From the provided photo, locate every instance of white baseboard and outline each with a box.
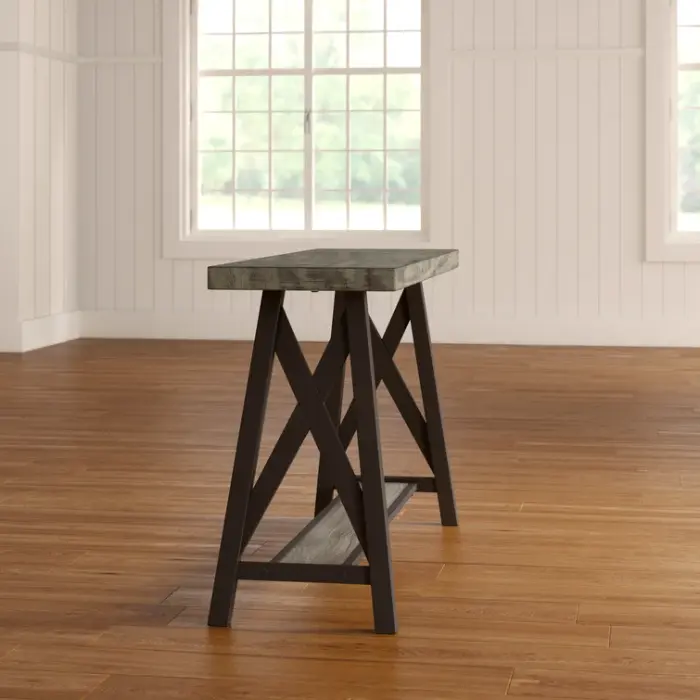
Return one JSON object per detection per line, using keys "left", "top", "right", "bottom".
{"left": 80, "top": 310, "right": 700, "bottom": 348}
{"left": 21, "top": 312, "right": 82, "bottom": 352}
{"left": 0, "top": 323, "right": 22, "bottom": 353}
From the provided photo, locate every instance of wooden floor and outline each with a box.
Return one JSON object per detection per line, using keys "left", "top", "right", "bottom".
{"left": 3, "top": 339, "right": 700, "bottom": 698}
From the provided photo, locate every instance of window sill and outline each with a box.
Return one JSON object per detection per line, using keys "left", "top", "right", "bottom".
{"left": 646, "top": 231, "right": 700, "bottom": 262}
{"left": 162, "top": 229, "right": 433, "bottom": 261}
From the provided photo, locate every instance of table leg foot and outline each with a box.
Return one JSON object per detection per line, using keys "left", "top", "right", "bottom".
{"left": 208, "top": 290, "right": 284, "bottom": 628}
{"left": 346, "top": 291, "right": 398, "bottom": 635}
{"left": 406, "top": 283, "right": 459, "bottom": 527}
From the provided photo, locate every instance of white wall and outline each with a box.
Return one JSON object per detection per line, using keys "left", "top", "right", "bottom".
{"left": 73, "top": 0, "right": 700, "bottom": 346}
{"left": 0, "top": 0, "right": 80, "bottom": 352}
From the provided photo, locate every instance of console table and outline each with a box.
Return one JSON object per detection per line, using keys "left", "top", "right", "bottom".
{"left": 206, "top": 248, "right": 459, "bottom": 634}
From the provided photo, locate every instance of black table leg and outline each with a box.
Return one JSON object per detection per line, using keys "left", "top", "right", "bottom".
{"left": 346, "top": 291, "right": 397, "bottom": 635}
{"left": 314, "top": 292, "right": 346, "bottom": 516}
{"left": 406, "top": 283, "right": 459, "bottom": 527}
{"left": 208, "top": 290, "right": 285, "bottom": 628}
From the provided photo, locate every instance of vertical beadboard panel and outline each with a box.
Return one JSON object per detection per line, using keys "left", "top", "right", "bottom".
{"left": 577, "top": 57, "right": 600, "bottom": 318}
{"left": 0, "top": 50, "right": 20, "bottom": 350}
{"left": 494, "top": 57, "right": 516, "bottom": 316}
{"left": 514, "top": 0, "right": 537, "bottom": 316}
{"left": 78, "top": 63, "right": 97, "bottom": 311}
{"left": 556, "top": 57, "right": 578, "bottom": 316}
{"left": 620, "top": 0, "right": 643, "bottom": 319}
{"left": 452, "top": 56, "right": 474, "bottom": 315}
{"left": 133, "top": 0, "right": 156, "bottom": 311}
{"left": 134, "top": 64, "right": 156, "bottom": 311}
{"left": 515, "top": 56, "right": 537, "bottom": 317}
{"left": 556, "top": 1, "right": 578, "bottom": 316}
{"left": 65, "top": 62, "right": 79, "bottom": 312}
{"left": 115, "top": 65, "right": 135, "bottom": 310}
{"left": 535, "top": 58, "right": 557, "bottom": 318}
{"left": 50, "top": 58, "right": 66, "bottom": 315}
{"left": 114, "top": 0, "right": 135, "bottom": 310}
{"left": 473, "top": 55, "right": 495, "bottom": 315}
{"left": 95, "top": 0, "right": 116, "bottom": 310}
{"left": 35, "top": 54, "right": 51, "bottom": 318}
{"left": 19, "top": 54, "right": 36, "bottom": 321}
{"left": 453, "top": 0, "right": 474, "bottom": 52}
{"left": 72, "top": 0, "right": 700, "bottom": 347}
{"left": 598, "top": 57, "right": 622, "bottom": 318}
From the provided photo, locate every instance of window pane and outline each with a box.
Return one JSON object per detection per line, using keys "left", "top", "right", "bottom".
{"left": 313, "top": 112, "right": 347, "bottom": 149}
{"left": 199, "top": 77, "right": 233, "bottom": 112}
{"left": 272, "top": 33, "right": 304, "bottom": 68}
{"left": 314, "top": 33, "right": 347, "bottom": 68}
{"left": 235, "top": 76, "right": 269, "bottom": 111}
{"left": 387, "top": 191, "right": 421, "bottom": 230}
{"left": 350, "top": 112, "right": 384, "bottom": 149}
{"left": 235, "top": 192, "right": 270, "bottom": 229}
{"left": 349, "top": 0, "right": 385, "bottom": 30}
{"left": 387, "top": 74, "right": 421, "bottom": 110}
{"left": 678, "top": 0, "right": 700, "bottom": 26}
{"left": 387, "top": 0, "right": 421, "bottom": 30}
{"left": 236, "top": 113, "right": 270, "bottom": 150}
{"left": 349, "top": 75, "right": 384, "bottom": 110}
{"left": 199, "top": 113, "right": 233, "bottom": 150}
{"left": 350, "top": 190, "right": 384, "bottom": 230}
{"left": 272, "top": 0, "right": 304, "bottom": 32}
{"left": 350, "top": 151, "right": 384, "bottom": 190}
{"left": 235, "top": 34, "right": 269, "bottom": 69}
{"left": 235, "top": 152, "right": 269, "bottom": 189}
{"left": 272, "top": 191, "right": 305, "bottom": 230}
{"left": 272, "top": 113, "right": 305, "bottom": 150}
{"left": 678, "top": 27, "right": 700, "bottom": 64}
{"left": 349, "top": 33, "right": 384, "bottom": 68}
{"left": 199, "top": 0, "right": 233, "bottom": 34}
{"left": 387, "top": 151, "right": 420, "bottom": 190}
{"left": 235, "top": 0, "right": 269, "bottom": 33}
{"left": 313, "top": 76, "right": 347, "bottom": 111}
{"left": 315, "top": 151, "right": 348, "bottom": 190}
{"left": 678, "top": 110, "right": 700, "bottom": 228}
{"left": 199, "top": 193, "right": 233, "bottom": 230}
{"left": 679, "top": 71, "right": 700, "bottom": 109}
{"left": 272, "top": 76, "right": 304, "bottom": 111}
{"left": 387, "top": 32, "right": 421, "bottom": 68}
{"left": 272, "top": 152, "right": 304, "bottom": 189}
{"left": 314, "top": 194, "right": 348, "bottom": 230}
{"left": 314, "top": 0, "right": 347, "bottom": 31}
{"left": 387, "top": 111, "right": 421, "bottom": 149}
{"left": 198, "top": 35, "right": 233, "bottom": 70}
{"left": 200, "top": 152, "right": 233, "bottom": 196}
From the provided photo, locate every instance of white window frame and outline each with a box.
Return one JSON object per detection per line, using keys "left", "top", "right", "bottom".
{"left": 162, "top": 0, "right": 447, "bottom": 261}
{"left": 646, "top": 0, "right": 700, "bottom": 261}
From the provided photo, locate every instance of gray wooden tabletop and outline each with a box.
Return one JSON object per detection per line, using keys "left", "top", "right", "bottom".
{"left": 207, "top": 248, "right": 459, "bottom": 292}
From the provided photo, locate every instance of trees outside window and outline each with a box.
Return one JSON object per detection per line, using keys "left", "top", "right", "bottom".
{"left": 194, "top": 0, "right": 423, "bottom": 234}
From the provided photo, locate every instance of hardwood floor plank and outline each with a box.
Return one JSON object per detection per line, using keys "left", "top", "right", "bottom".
{"left": 0, "top": 669, "right": 107, "bottom": 700}
{"left": 578, "top": 602, "right": 700, "bottom": 629}
{"left": 1, "top": 646, "right": 512, "bottom": 698}
{"left": 3, "top": 340, "right": 700, "bottom": 696}
{"left": 83, "top": 671, "right": 509, "bottom": 700}
{"left": 508, "top": 669, "right": 700, "bottom": 699}
{"left": 611, "top": 625, "right": 700, "bottom": 652}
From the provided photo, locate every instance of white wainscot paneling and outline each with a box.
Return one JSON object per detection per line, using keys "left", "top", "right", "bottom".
{"left": 77, "top": 0, "right": 700, "bottom": 348}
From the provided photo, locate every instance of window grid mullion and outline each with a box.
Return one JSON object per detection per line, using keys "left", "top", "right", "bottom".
{"left": 382, "top": 0, "right": 388, "bottom": 231}
{"left": 267, "top": 0, "right": 273, "bottom": 228}
{"left": 231, "top": 0, "right": 236, "bottom": 228}
{"left": 304, "top": 0, "right": 314, "bottom": 232}
{"left": 345, "top": 0, "right": 351, "bottom": 230}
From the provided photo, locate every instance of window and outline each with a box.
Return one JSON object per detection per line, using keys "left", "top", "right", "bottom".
{"left": 647, "top": 0, "right": 700, "bottom": 260}
{"left": 169, "top": 0, "right": 424, "bottom": 258}
{"left": 677, "top": 1, "right": 700, "bottom": 235}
